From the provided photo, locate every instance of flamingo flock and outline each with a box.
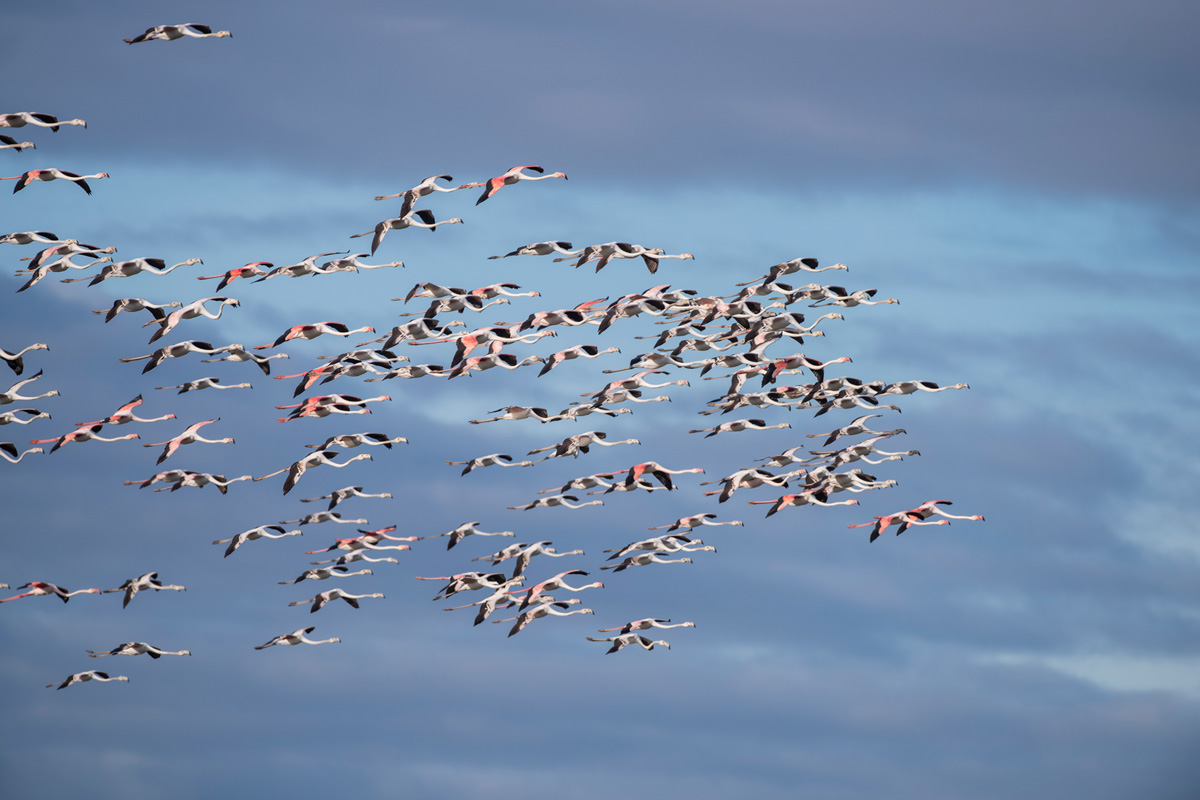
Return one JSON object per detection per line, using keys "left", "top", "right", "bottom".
{"left": 2, "top": 22, "right": 984, "bottom": 692}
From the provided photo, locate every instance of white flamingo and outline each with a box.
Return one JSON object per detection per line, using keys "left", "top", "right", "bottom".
{"left": 0, "top": 112, "right": 87, "bottom": 131}
{"left": 47, "top": 671, "right": 129, "bottom": 690}
{"left": 255, "top": 627, "right": 340, "bottom": 649}
{"left": 213, "top": 525, "right": 302, "bottom": 558}
{"left": 87, "top": 642, "right": 191, "bottom": 658}
{"left": 124, "top": 24, "right": 232, "bottom": 43}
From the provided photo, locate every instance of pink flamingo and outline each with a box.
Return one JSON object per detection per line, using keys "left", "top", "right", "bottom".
{"left": 462, "top": 165, "right": 567, "bottom": 205}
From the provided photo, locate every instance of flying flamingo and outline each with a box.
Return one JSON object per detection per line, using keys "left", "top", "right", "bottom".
{"left": 124, "top": 24, "right": 232, "bottom": 43}
{"left": 418, "top": 521, "right": 516, "bottom": 550}
{"left": 445, "top": 453, "right": 537, "bottom": 475}
{"left": 154, "top": 377, "right": 253, "bottom": 394}
{"left": 104, "top": 572, "right": 186, "bottom": 608}
{"left": 288, "top": 588, "right": 385, "bottom": 613}
{"left": 585, "top": 633, "right": 671, "bottom": 654}
{"left": 86, "top": 642, "right": 191, "bottom": 658}
{"left": 0, "top": 230, "right": 64, "bottom": 245}
{"left": 688, "top": 418, "right": 791, "bottom": 438}
{"left": 488, "top": 241, "right": 577, "bottom": 259}
{"left": 119, "top": 340, "right": 224, "bottom": 374}
{"left": 64, "top": 257, "right": 204, "bottom": 286}
{"left": 596, "top": 618, "right": 696, "bottom": 634}
{"left": 299, "top": 485, "right": 393, "bottom": 511}
{"left": 507, "top": 495, "right": 604, "bottom": 511}
{"left": 1, "top": 169, "right": 109, "bottom": 195}
{"left": 495, "top": 601, "right": 594, "bottom": 637}
{"left": 1, "top": 442, "right": 43, "bottom": 463}
{"left": 255, "top": 450, "right": 374, "bottom": 495}
{"left": 212, "top": 525, "right": 302, "bottom": 558}
{"left": 16, "top": 254, "right": 114, "bottom": 292}
{"left": 0, "top": 343, "right": 48, "bottom": 376}
{"left": 93, "top": 297, "right": 183, "bottom": 324}
{"left": 31, "top": 423, "right": 140, "bottom": 454}
{"left": 73, "top": 394, "right": 174, "bottom": 427}
{"left": 47, "top": 671, "right": 129, "bottom": 689}
{"left": 255, "top": 627, "right": 341, "bottom": 649}
{"left": 152, "top": 471, "right": 253, "bottom": 494}
{"left": 0, "top": 112, "right": 87, "bottom": 131}
{"left": 1, "top": 370, "right": 59, "bottom": 406}
{"left": 195, "top": 261, "right": 273, "bottom": 290}
{"left": 278, "top": 567, "right": 372, "bottom": 584}
{"left": 517, "top": 570, "right": 603, "bottom": 610}
{"left": 144, "top": 297, "right": 240, "bottom": 344}
{"left": 463, "top": 165, "right": 567, "bottom": 205}
{"left": 142, "top": 418, "right": 234, "bottom": 464}
{"left": 600, "top": 554, "right": 695, "bottom": 573}
{"left": 200, "top": 344, "right": 290, "bottom": 375}
{"left": 252, "top": 252, "right": 347, "bottom": 282}
{"left": 255, "top": 321, "right": 376, "bottom": 350}
{"left": 537, "top": 345, "right": 621, "bottom": 377}
{"left": 0, "top": 134, "right": 35, "bottom": 151}
{"left": 648, "top": 513, "right": 744, "bottom": 532}
{"left": 351, "top": 209, "right": 463, "bottom": 255}
{"left": 374, "top": 174, "right": 463, "bottom": 216}
{"left": 1, "top": 581, "right": 100, "bottom": 603}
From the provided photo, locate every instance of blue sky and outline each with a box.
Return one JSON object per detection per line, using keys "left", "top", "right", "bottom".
{"left": 3, "top": 3, "right": 1199, "bottom": 799}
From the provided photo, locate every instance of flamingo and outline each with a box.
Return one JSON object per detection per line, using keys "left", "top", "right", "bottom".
{"left": 142, "top": 418, "right": 233, "bottom": 464}
{"left": 1, "top": 343, "right": 48, "bottom": 375}
{"left": 351, "top": 209, "right": 462, "bottom": 255}
{"left": 16, "top": 254, "right": 114, "bottom": 293}
{"left": 418, "top": 572, "right": 514, "bottom": 600}
{"left": 901, "top": 500, "right": 985, "bottom": 523}
{"left": 648, "top": 513, "right": 744, "bottom": 532}
{"left": 602, "top": 534, "right": 694, "bottom": 561}
{"left": 320, "top": 252, "right": 404, "bottom": 272}
{"left": 0, "top": 134, "right": 35, "bottom": 151}
{"left": 469, "top": 406, "right": 554, "bottom": 425}
{"left": 299, "top": 485, "right": 392, "bottom": 511}
{"left": 119, "top": 340, "right": 223, "bottom": 374}
{"left": 446, "top": 452, "right": 537, "bottom": 475}
{"left": 601, "top": 554, "right": 695, "bottom": 573}
{"left": 93, "top": 297, "right": 183, "bottom": 324}
{"left": 65, "top": 256, "right": 204, "bottom": 286}
{"left": 126, "top": 469, "right": 194, "bottom": 489}
{"left": 255, "top": 450, "right": 374, "bottom": 495}
{"left": 288, "top": 588, "right": 385, "bottom": 613}
{"left": 196, "top": 261, "right": 273, "bottom": 290}
{"left": 1, "top": 410, "right": 51, "bottom": 428}
{"left": 104, "top": 572, "right": 186, "bottom": 608}
{"left": 0, "top": 230, "right": 64, "bottom": 245}
{"left": 596, "top": 618, "right": 696, "bottom": 634}
{"left": 278, "top": 511, "right": 368, "bottom": 526}
{"left": 749, "top": 490, "right": 859, "bottom": 517}
{"left": 538, "top": 471, "right": 621, "bottom": 495}
{"left": 255, "top": 321, "right": 376, "bottom": 350}
{"left": 144, "top": 297, "right": 240, "bottom": 344}
{"left": 200, "top": 344, "right": 290, "bottom": 376}
{"left": 86, "top": 642, "right": 191, "bottom": 658}
{"left": 153, "top": 471, "right": 253, "bottom": 494}
{"left": 735, "top": 257, "right": 849, "bottom": 287}
{"left": 622, "top": 461, "right": 705, "bottom": 491}
{"left": 0, "top": 112, "right": 87, "bottom": 131}
{"left": 73, "top": 394, "right": 174, "bottom": 427}
{"left": 305, "top": 432, "right": 408, "bottom": 450}
{"left": 586, "top": 633, "right": 670, "bottom": 654}
{"left": 124, "top": 24, "right": 232, "bottom": 43}
{"left": 252, "top": 251, "right": 348, "bottom": 282}
{"left": 472, "top": 541, "right": 585, "bottom": 578}
{"left": 538, "top": 346, "right": 623, "bottom": 379}
{"left": 701, "top": 467, "right": 791, "bottom": 503}
{"left": 255, "top": 627, "right": 341, "bottom": 649}
{"left": 374, "top": 174, "right": 462, "bottom": 216}
{"left": 689, "top": 418, "right": 792, "bottom": 438}
{"left": 517, "top": 570, "right": 603, "bottom": 610}
{"left": 1, "top": 168, "right": 109, "bottom": 195}
{"left": 881, "top": 380, "right": 971, "bottom": 395}
{"left": 810, "top": 287, "right": 898, "bottom": 308}
{"left": 488, "top": 241, "right": 577, "bottom": 259}
{"left": 47, "top": 671, "right": 129, "bottom": 690}
{"left": 1, "top": 581, "right": 100, "bottom": 603}
{"left": 527, "top": 430, "right": 641, "bottom": 460}
{"left": 23, "top": 240, "right": 115, "bottom": 269}
{"left": 507, "top": 495, "right": 604, "bottom": 511}
{"left": 278, "top": 567, "right": 372, "bottom": 584}
{"left": 1, "top": 370, "right": 59, "bottom": 406}
{"left": 31, "top": 423, "right": 139, "bottom": 453}
{"left": 154, "top": 377, "right": 253, "bottom": 394}
{"left": 462, "top": 165, "right": 567, "bottom": 205}
{"left": 808, "top": 414, "right": 906, "bottom": 448}
{"left": 418, "top": 521, "right": 516, "bottom": 551}
{"left": 213, "top": 525, "right": 302, "bottom": 558}
{"left": 496, "top": 602, "right": 594, "bottom": 637}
